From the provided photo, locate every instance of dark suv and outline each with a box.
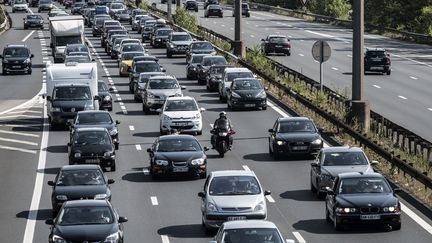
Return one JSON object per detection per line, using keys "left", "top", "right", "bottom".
{"left": 0, "top": 45, "right": 34, "bottom": 75}
{"left": 233, "top": 2, "right": 250, "bottom": 17}
{"left": 364, "top": 48, "right": 391, "bottom": 75}
{"left": 184, "top": 0, "right": 198, "bottom": 12}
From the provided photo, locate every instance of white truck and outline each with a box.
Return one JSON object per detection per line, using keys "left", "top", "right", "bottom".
{"left": 49, "top": 16, "right": 85, "bottom": 63}
{"left": 45, "top": 62, "right": 99, "bottom": 125}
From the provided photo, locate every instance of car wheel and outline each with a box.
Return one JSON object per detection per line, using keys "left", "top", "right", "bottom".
{"left": 310, "top": 177, "right": 317, "bottom": 192}
{"left": 2, "top": 67, "right": 6, "bottom": 75}
{"left": 24, "top": 25, "right": 28, "bottom": 29}
{"left": 197, "top": 130, "right": 202, "bottom": 135}
{"left": 262, "top": 105, "right": 267, "bottom": 110}
{"left": 167, "top": 51, "right": 172, "bottom": 58}
{"left": 108, "top": 107, "right": 113, "bottom": 111}
{"left": 27, "top": 68, "right": 32, "bottom": 75}
{"left": 143, "top": 105, "right": 150, "bottom": 114}
{"left": 392, "top": 222, "right": 401, "bottom": 230}
{"left": 386, "top": 70, "right": 391, "bottom": 75}
{"left": 68, "top": 159, "right": 74, "bottom": 165}
{"left": 110, "top": 163, "right": 116, "bottom": 171}
{"left": 268, "top": 142, "right": 273, "bottom": 154}
{"left": 227, "top": 101, "right": 231, "bottom": 110}
{"left": 199, "top": 171, "right": 206, "bottom": 179}
{"left": 333, "top": 213, "right": 343, "bottom": 231}
{"left": 325, "top": 205, "right": 331, "bottom": 222}
{"left": 273, "top": 151, "right": 280, "bottom": 160}
{"left": 206, "top": 84, "right": 210, "bottom": 91}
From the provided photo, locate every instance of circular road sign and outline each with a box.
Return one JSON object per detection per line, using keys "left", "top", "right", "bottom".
{"left": 312, "top": 40, "right": 331, "bottom": 63}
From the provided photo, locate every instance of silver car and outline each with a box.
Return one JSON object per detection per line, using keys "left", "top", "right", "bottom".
{"left": 198, "top": 170, "right": 270, "bottom": 233}
{"left": 310, "top": 146, "right": 378, "bottom": 198}
{"left": 142, "top": 76, "right": 185, "bottom": 114}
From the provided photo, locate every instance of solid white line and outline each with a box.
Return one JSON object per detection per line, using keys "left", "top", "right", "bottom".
{"left": 372, "top": 85, "right": 381, "bottom": 89}
{"left": 292, "top": 232, "right": 306, "bottom": 243}
{"left": 22, "top": 30, "right": 35, "bottom": 42}
{"left": 0, "top": 137, "right": 38, "bottom": 146}
{"left": 161, "top": 235, "right": 170, "bottom": 243}
{"left": 0, "top": 130, "right": 39, "bottom": 137}
{"left": 401, "top": 203, "right": 432, "bottom": 234}
{"left": 242, "top": 165, "right": 251, "bottom": 171}
{"left": 22, "top": 93, "right": 49, "bottom": 243}
{"left": 398, "top": 95, "right": 407, "bottom": 100}
{"left": 135, "top": 144, "right": 142, "bottom": 150}
{"left": 129, "top": 125, "right": 135, "bottom": 131}
{"left": 250, "top": 35, "right": 255, "bottom": 38}
{"left": 331, "top": 67, "right": 338, "bottom": 71}
{"left": 150, "top": 196, "right": 159, "bottom": 205}
{"left": 428, "top": 108, "right": 432, "bottom": 111}
{"left": 298, "top": 54, "right": 304, "bottom": 57}
{"left": 265, "top": 195, "right": 275, "bottom": 203}
{"left": 6, "top": 110, "right": 40, "bottom": 115}
{"left": 0, "top": 145, "right": 37, "bottom": 154}
{"left": 409, "top": 76, "right": 418, "bottom": 80}
{"left": 267, "top": 100, "right": 288, "bottom": 117}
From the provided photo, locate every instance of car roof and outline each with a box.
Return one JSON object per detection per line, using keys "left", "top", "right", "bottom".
{"left": 222, "top": 220, "right": 278, "bottom": 229}
{"left": 166, "top": 96, "right": 196, "bottom": 101}
{"left": 156, "top": 27, "right": 172, "bottom": 31}
{"left": 77, "top": 110, "right": 111, "bottom": 115}
{"left": 278, "top": 117, "right": 312, "bottom": 122}
{"left": 268, "top": 34, "right": 287, "bottom": 38}
{"left": 139, "top": 72, "right": 165, "bottom": 76}
{"left": 75, "top": 127, "right": 108, "bottom": 132}
{"left": 135, "top": 60, "right": 158, "bottom": 64}
{"left": 64, "top": 199, "right": 109, "bottom": 207}
{"left": 224, "top": 67, "right": 251, "bottom": 73}
{"left": 159, "top": 134, "right": 198, "bottom": 141}
{"left": 211, "top": 170, "right": 256, "bottom": 177}
{"left": 5, "top": 44, "right": 28, "bottom": 48}
{"left": 149, "top": 75, "right": 175, "bottom": 80}
{"left": 366, "top": 48, "right": 386, "bottom": 52}
{"left": 320, "top": 146, "right": 364, "bottom": 153}
{"left": 171, "top": 31, "right": 190, "bottom": 35}
{"left": 60, "top": 164, "right": 101, "bottom": 171}
{"left": 191, "top": 53, "right": 209, "bottom": 57}
{"left": 338, "top": 171, "right": 384, "bottom": 179}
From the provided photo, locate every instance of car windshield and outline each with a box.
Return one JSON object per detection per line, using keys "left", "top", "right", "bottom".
{"left": 57, "top": 206, "right": 114, "bottom": 225}
{"left": 66, "top": 45, "right": 88, "bottom": 54}
{"left": 367, "top": 51, "right": 386, "bottom": 57}
{"left": 338, "top": 177, "right": 392, "bottom": 194}
{"left": 98, "top": 82, "right": 109, "bottom": 92}
{"left": 56, "top": 169, "right": 105, "bottom": 186}
{"left": 164, "top": 100, "right": 198, "bottom": 112}
{"left": 139, "top": 73, "right": 164, "bottom": 83}
{"left": 96, "top": 17, "right": 110, "bottom": 25}
{"left": 156, "top": 29, "right": 172, "bottom": 36}
{"left": 171, "top": 34, "right": 192, "bottom": 41}
{"left": 53, "top": 86, "right": 91, "bottom": 100}
{"left": 211, "top": 66, "right": 228, "bottom": 74}
{"left": 242, "top": 3, "right": 248, "bottom": 8}
{"left": 117, "top": 10, "right": 128, "bottom": 14}
{"left": 148, "top": 79, "right": 179, "bottom": 89}
{"left": 227, "top": 72, "right": 253, "bottom": 82}
{"left": 76, "top": 113, "right": 112, "bottom": 125}
{"left": 203, "top": 57, "right": 227, "bottom": 66}
{"left": 74, "top": 131, "right": 111, "bottom": 145}
{"left": 278, "top": 120, "right": 316, "bottom": 133}
{"left": 136, "top": 63, "right": 161, "bottom": 72}
{"left": 56, "top": 36, "right": 82, "bottom": 46}
{"left": 209, "top": 176, "right": 261, "bottom": 195}
{"left": 121, "top": 44, "right": 144, "bottom": 52}
{"left": 191, "top": 55, "right": 205, "bottom": 64}
{"left": 114, "top": 38, "right": 127, "bottom": 45}
{"left": 110, "top": 3, "right": 123, "bottom": 9}
{"left": 223, "top": 228, "right": 283, "bottom": 243}
{"left": 65, "top": 56, "right": 91, "bottom": 63}
{"left": 74, "top": 2, "right": 85, "bottom": 7}
{"left": 191, "top": 42, "right": 213, "bottom": 50}
{"left": 142, "top": 19, "right": 155, "bottom": 25}
{"left": 156, "top": 138, "right": 201, "bottom": 152}
{"left": 232, "top": 79, "right": 262, "bottom": 90}
{"left": 3, "top": 48, "right": 29, "bottom": 58}
{"left": 322, "top": 151, "right": 368, "bottom": 166}
{"left": 269, "top": 37, "right": 289, "bottom": 43}
{"left": 27, "top": 15, "right": 42, "bottom": 19}
{"left": 122, "top": 52, "right": 145, "bottom": 60}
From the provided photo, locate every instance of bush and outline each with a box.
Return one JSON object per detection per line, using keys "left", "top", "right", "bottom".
{"left": 173, "top": 7, "right": 198, "bottom": 34}
{"left": 414, "top": 5, "right": 432, "bottom": 36}
{"left": 308, "top": 0, "right": 351, "bottom": 19}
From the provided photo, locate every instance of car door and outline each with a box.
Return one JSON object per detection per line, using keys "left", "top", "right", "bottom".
{"left": 148, "top": 140, "right": 157, "bottom": 169}
{"left": 326, "top": 176, "right": 339, "bottom": 218}
{"left": 311, "top": 151, "right": 323, "bottom": 187}
{"left": 269, "top": 119, "right": 279, "bottom": 151}
{"left": 201, "top": 175, "right": 211, "bottom": 216}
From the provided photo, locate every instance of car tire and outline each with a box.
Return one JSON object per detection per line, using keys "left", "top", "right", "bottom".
{"left": 273, "top": 151, "right": 280, "bottom": 160}
{"left": 167, "top": 51, "right": 172, "bottom": 58}
{"left": 134, "top": 95, "right": 141, "bottom": 102}
{"left": 197, "top": 130, "right": 202, "bottom": 135}
{"left": 108, "top": 107, "right": 113, "bottom": 111}
{"left": 2, "top": 67, "right": 7, "bottom": 75}
{"left": 27, "top": 68, "right": 32, "bottom": 75}
{"left": 268, "top": 143, "right": 273, "bottom": 155}
{"left": 325, "top": 206, "right": 331, "bottom": 223}
{"left": 206, "top": 84, "right": 210, "bottom": 91}
{"left": 392, "top": 222, "right": 401, "bottom": 230}
{"left": 333, "top": 213, "right": 343, "bottom": 231}
{"left": 111, "top": 163, "right": 116, "bottom": 171}
{"left": 310, "top": 177, "right": 317, "bottom": 193}
{"left": 386, "top": 70, "right": 391, "bottom": 75}
{"left": 262, "top": 105, "right": 267, "bottom": 110}
{"left": 24, "top": 25, "right": 28, "bottom": 29}
{"left": 199, "top": 171, "right": 206, "bottom": 179}
{"left": 143, "top": 105, "right": 150, "bottom": 114}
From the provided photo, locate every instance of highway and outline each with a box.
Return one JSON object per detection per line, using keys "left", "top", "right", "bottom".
{"left": 151, "top": 1, "right": 432, "bottom": 142}
{"left": 0, "top": 2, "right": 431, "bottom": 243}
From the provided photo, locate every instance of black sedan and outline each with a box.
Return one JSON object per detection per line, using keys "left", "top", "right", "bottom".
{"left": 227, "top": 78, "right": 267, "bottom": 110}
{"left": 23, "top": 14, "right": 44, "bottom": 29}
{"left": 268, "top": 117, "right": 323, "bottom": 160}
{"left": 128, "top": 60, "right": 165, "bottom": 86}
{"left": 98, "top": 81, "right": 114, "bottom": 111}
{"left": 151, "top": 27, "right": 173, "bottom": 48}
{"left": 325, "top": 172, "right": 401, "bottom": 231}
{"left": 186, "top": 41, "right": 216, "bottom": 63}
{"left": 68, "top": 127, "right": 117, "bottom": 171}
{"left": 47, "top": 164, "right": 114, "bottom": 215}
{"left": 204, "top": 4, "right": 223, "bottom": 18}
{"left": 147, "top": 135, "right": 209, "bottom": 180}
{"left": 186, "top": 54, "right": 206, "bottom": 80}
{"left": 206, "top": 64, "right": 232, "bottom": 91}
{"left": 261, "top": 35, "right": 291, "bottom": 56}
{"left": 196, "top": 55, "right": 227, "bottom": 84}
{"left": 184, "top": 0, "right": 199, "bottom": 11}
{"left": 46, "top": 200, "right": 127, "bottom": 243}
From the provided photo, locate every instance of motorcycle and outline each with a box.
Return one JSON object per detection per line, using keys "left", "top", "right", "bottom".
{"left": 211, "top": 128, "right": 234, "bottom": 158}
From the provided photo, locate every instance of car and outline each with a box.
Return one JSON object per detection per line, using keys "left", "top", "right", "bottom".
{"left": 37, "top": 0, "right": 53, "bottom": 12}
{"left": 134, "top": 72, "right": 167, "bottom": 102}
{"left": 97, "top": 81, "right": 114, "bottom": 111}
{"left": 94, "top": 5, "right": 109, "bottom": 14}
{"left": 140, "top": 19, "right": 156, "bottom": 38}
{"left": 204, "top": 0, "right": 219, "bottom": 9}
{"left": 261, "top": 35, "right": 291, "bottom": 56}
{"left": 148, "top": 21, "right": 169, "bottom": 43}
{"left": 84, "top": 8, "right": 96, "bottom": 26}
{"left": 161, "top": 0, "right": 176, "bottom": 3}
{"left": 198, "top": 170, "right": 270, "bottom": 233}
{"left": 48, "top": 8, "right": 68, "bottom": 17}
{"left": 30, "top": 0, "right": 39, "bottom": 8}
{"left": 131, "top": 14, "right": 146, "bottom": 30}
{"left": 206, "top": 64, "right": 233, "bottom": 92}
{"left": 147, "top": 134, "right": 208, "bottom": 179}
{"left": 130, "top": 9, "right": 148, "bottom": 24}
{"left": 0, "top": 44, "right": 34, "bottom": 75}
{"left": 69, "top": 110, "right": 119, "bottom": 144}
{"left": 115, "top": 38, "right": 142, "bottom": 57}
{"left": 45, "top": 200, "right": 128, "bottom": 243}
{"left": 232, "top": 2, "right": 250, "bottom": 17}
{"left": 23, "top": 14, "right": 44, "bottom": 29}
{"left": 118, "top": 50, "right": 146, "bottom": 76}
{"left": 197, "top": 55, "right": 228, "bottom": 84}
{"left": 12, "top": 0, "right": 29, "bottom": 13}
{"left": 108, "top": 2, "right": 126, "bottom": 17}
{"left": 92, "top": 15, "right": 112, "bottom": 37}
{"left": 184, "top": 0, "right": 199, "bottom": 12}
{"left": 106, "top": 34, "right": 128, "bottom": 54}
{"left": 63, "top": 44, "right": 90, "bottom": 61}
{"left": 64, "top": 52, "right": 94, "bottom": 63}
{"left": 68, "top": 127, "right": 117, "bottom": 171}
{"left": 218, "top": 67, "right": 254, "bottom": 101}
{"left": 364, "top": 48, "right": 391, "bottom": 75}
{"left": 227, "top": 78, "right": 267, "bottom": 110}
{"left": 186, "top": 41, "right": 216, "bottom": 63}
{"left": 166, "top": 32, "right": 194, "bottom": 58}
{"left": 47, "top": 164, "right": 114, "bottom": 215}
{"left": 210, "top": 220, "right": 294, "bottom": 243}
{"left": 102, "top": 28, "right": 128, "bottom": 48}
{"left": 159, "top": 96, "right": 205, "bottom": 135}
{"left": 205, "top": 4, "right": 223, "bottom": 18}
{"left": 310, "top": 146, "right": 379, "bottom": 199}
{"left": 151, "top": 27, "right": 173, "bottom": 48}
{"left": 186, "top": 54, "right": 207, "bottom": 80}
{"left": 110, "top": 36, "right": 129, "bottom": 58}
{"left": 325, "top": 172, "right": 401, "bottom": 231}
{"left": 129, "top": 60, "right": 165, "bottom": 88}
{"left": 71, "top": 2, "right": 86, "bottom": 15}
{"left": 142, "top": 75, "right": 185, "bottom": 114}
{"left": 268, "top": 117, "right": 323, "bottom": 160}
{"left": 64, "top": 0, "right": 74, "bottom": 8}
{"left": 113, "top": 9, "right": 131, "bottom": 22}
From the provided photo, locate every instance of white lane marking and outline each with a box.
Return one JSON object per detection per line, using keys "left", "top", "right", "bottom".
{"left": 267, "top": 100, "right": 288, "bottom": 117}
{"left": 428, "top": 108, "right": 432, "bottom": 111}
{"left": 22, "top": 30, "right": 35, "bottom": 42}
{"left": 209, "top": 123, "right": 214, "bottom": 128}
{"left": 305, "top": 29, "right": 350, "bottom": 43}
{"left": 0, "top": 145, "right": 37, "bottom": 154}
{"left": 119, "top": 102, "right": 124, "bottom": 106}
{"left": 161, "top": 235, "right": 170, "bottom": 243}
{"left": 250, "top": 35, "right": 255, "bottom": 38}
{"left": 120, "top": 105, "right": 126, "bottom": 110}
{"left": 331, "top": 67, "right": 338, "bottom": 71}
{"left": 292, "top": 232, "right": 306, "bottom": 243}
{"left": 6, "top": 110, "right": 40, "bottom": 115}
{"left": 242, "top": 165, "right": 251, "bottom": 171}
{"left": 116, "top": 94, "right": 120, "bottom": 97}
{"left": 28, "top": 8, "right": 34, "bottom": 14}
{"left": 151, "top": 196, "right": 159, "bottom": 205}
{"left": 314, "top": 60, "right": 319, "bottom": 63}
{"left": 398, "top": 95, "right": 407, "bottom": 100}
{"left": 0, "top": 130, "right": 39, "bottom": 137}
{"left": 0, "top": 114, "right": 40, "bottom": 119}
{"left": 0, "top": 137, "right": 38, "bottom": 146}
{"left": 135, "top": 144, "right": 141, "bottom": 151}
{"left": 122, "top": 110, "right": 128, "bottom": 115}
{"left": 401, "top": 203, "right": 432, "bottom": 234}
{"left": 129, "top": 125, "right": 135, "bottom": 131}
{"left": 265, "top": 195, "right": 275, "bottom": 203}
{"left": 22, "top": 92, "right": 48, "bottom": 243}
{"left": 393, "top": 54, "right": 432, "bottom": 68}
{"left": 143, "top": 168, "right": 150, "bottom": 175}
{"left": 409, "top": 76, "right": 418, "bottom": 80}
{"left": 221, "top": 24, "right": 225, "bottom": 27}
{"left": 298, "top": 54, "right": 304, "bottom": 57}
{"left": 372, "top": 85, "right": 381, "bottom": 89}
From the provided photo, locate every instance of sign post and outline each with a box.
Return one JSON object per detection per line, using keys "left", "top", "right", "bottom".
{"left": 312, "top": 40, "right": 331, "bottom": 91}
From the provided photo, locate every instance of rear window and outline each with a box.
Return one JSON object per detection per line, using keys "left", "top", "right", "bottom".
{"left": 226, "top": 72, "right": 253, "bottom": 82}
{"left": 3, "top": 47, "right": 29, "bottom": 58}
{"left": 366, "top": 51, "right": 386, "bottom": 57}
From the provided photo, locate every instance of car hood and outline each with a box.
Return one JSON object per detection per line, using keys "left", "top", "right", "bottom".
{"left": 322, "top": 165, "right": 374, "bottom": 177}
{"left": 163, "top": 111, "right": 199, "bottom": 119}
{"left": 73, "top": 144, "right": 113, "bottom": 154}
{"left": 74, "top": 123, "right": 115, "bottom": 131}
{"left": 4, "top": 57, "right": 29, "bottom": 62}
{"left": 210, "top": 194, "right": 263, "bottom": 209}
{"left": 231, "top": 89, "right": 263, "bottom": 98}
{"left": 275, "top": 132, "right": 320, "bottom": 142}
{"left": 147, "top": 89, "right": 181, "bottom": 97}
{"left": 191, "top": 49, "right": 214, "bottom": 54}
{"left": 171, "top": 41, "right": 192, "bottom": 45}
{"left": 121, "top": 60, "right": 133, "bottom": 66}
{"left": 336, "top": 193, "right": 398, "bottom": 208}
{"left": 54, "top": 223, "right": 116, "bottom": 242}
{"left": 54, "top": 185, "right": 109, "bottom": 199}
{"left": 155, "top": 151, "right": 204, "bottom": 162}
{"left": 52, "top": 100, "right": 92, "bottom": 108}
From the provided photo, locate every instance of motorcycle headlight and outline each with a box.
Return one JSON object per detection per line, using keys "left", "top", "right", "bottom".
{"left": 255, "top": 90, "right": 267, "bottom": 98}
{"left": 254, "top": 201, "right": 265, "bottom": 211}
{"left": 109, "top": 128, "right": 118, "bottom": 136}
{"left": 56, "top": 195, "right": 67, "bottom": 201}
{"left": 276, "top": 140, "right": 285, "bottom": 146}
{"left": 94, "top": 193, "right": 108, "bottom": 200}
{"left": 155, "top": 159, "right": 168, "bottom": 166}
{"left": 231, "top": 92, "right": 241, "bottom": 98}
{"left": 52, "top": 234, "right": 67, "bottom": 243}
{"left": 52, "top": 107, "right": 61, "bottom": 112}
{"left": 104, "top": 95, "right": 112, "bottom": 101}
{"left": 219, "top": 132, "right": 228, "bottom": 136}
{"left": 207, "top": 202, "right": 218, "bottom": 212}
{"left": 311, "top": 138, "right": 323, "bottom": 145}
{"left": 191, "top": 158, "right": 204, "bottom": 165}
{"left": 74, "top": 152, "right": 81, "bottom": 158}
{"left": 104, "top": 232, "right": 119, "bottom": 243}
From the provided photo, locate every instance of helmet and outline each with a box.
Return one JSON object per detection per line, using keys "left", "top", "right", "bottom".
{"left": 156, "top": 19, "right": 166, "bottom": 24}
{"left": 219, "top": 111, "right": 227, "bottom": 118}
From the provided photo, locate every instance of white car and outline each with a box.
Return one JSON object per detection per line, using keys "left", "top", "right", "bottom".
{"left": 218, "top": 67, "right": 254, "bottom": 102}
{"left": 12, "top": 0, "right": 29, "bottom": 13}
{"left": 132, "top": 15, "right": 147, "bottom": 30}
{"left": 159, "top": 96, "right": 205, "bottom": 135}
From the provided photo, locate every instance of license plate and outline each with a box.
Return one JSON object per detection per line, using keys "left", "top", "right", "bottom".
{"left": 275, "top": 45, "right": 282, "bottom": 48}
{"left": 360, "top": 214, "right": 380, "bottom": 220}
{"left": 227, "top": 216, "right": 246, "bottom": 221}
{"left": 244, "top": 104, "right": 255, "bottom": 107}
{"left": 173, "top": 167, "right": 188, "bottom": 172}
{"left": 12, "top": 66, "right": 21, "bottom": 68}
{"left": 175, "top": 122, "right": 189, "bottom": 126}
{"left": 370, "top": 66, "right": 383, "bottom": 70}
{"left": 292, "top": 146, "right": 308, "bottom": 150}
{"left": 85, "top": 159, "right": 100, "bottom": 163}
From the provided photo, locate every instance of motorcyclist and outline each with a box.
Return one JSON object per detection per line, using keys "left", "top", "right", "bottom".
{"left": 211, "top": 111, "right": 234, "bottom": 149}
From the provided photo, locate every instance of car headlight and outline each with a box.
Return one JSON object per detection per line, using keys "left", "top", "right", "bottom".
{"left": 336, "top": 207, "right": 357, "bottom": 213}
{"left": 169, "top": 43, "right": 175, "bottom": 48}
{"left": 56, "top": 195, "right": 67, "bottom": 201}
{"left": 74, "top": 152, "right": 81, "bottom": 158}
{"left": 276, "top": 140, "right": 285, "bottom": 146}
{"left": 207, "top": 202, "right": 218, "bottom": 212}
{"left": 175, "top": 92, "right": 183, "bottom": 97}
{"left": 383, "top": 206, "right": 399, "bottom": 212}
{"left": 52, "top": 234, "right": 67, "bottom": 243}
{"left": 155, "top": 159, "right": 168, "bottom": 166}
{"left": 163, "top": 115, "right": 171, "bottom": 121}
{"left": 147, "top": 92, "right": 155, "bottom": 98}
{"left": 254, "top": 201, "right": 265, "bottom": 211}
{"left": 192, "top": 113, "right": 201, "bottom": 119}
{"left": 321, "top": 173, "right": 334, "bottom": 181}
{"left": 84, "top": 105, "right": 94, "bottom": 110}
{"left": 231, "top": 92, "right": 241, "bottom": 98}
{"left": 104, "top": 232, "right": 119, "bottom": 243}
{"left": 255, "top": 90, "right": 266, "bottom": 98}
{"left": 104, "top": 151, "right": 113, "bottom": 158}
{"left": 191, "top": 158, "right": 205, "bottom": 165}
{"left": 109, "top": 128, "right": 118, "bottom": 136}
{"left": 311, "top": 138, "right": 323, "bottom": 145}
{"left": 94, "top": 193, "right": 108, "bottom": 200}
{"left": 52, "top": 107, "right": 61, "bottom": 112}
{"left": 104, "top": 95, "right": 112, "bottom": 101}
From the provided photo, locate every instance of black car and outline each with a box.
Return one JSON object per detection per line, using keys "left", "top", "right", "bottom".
{"left": 166, "top": 32, "right": 194, "bottom": 58}
{"left": 45, "top": 200, "right": 127, "bottom": 243}
{"left": 92, "top": 15, "right": 111, "bottom": 37}
{"left": 47, "top": 164, "right": 114, "bottom": 214}
{"left": 147, "top": 134, "right": 209, "bottom": 179}
{"left": 268, "top": 117, "right": 323, "bottom": 160}
{"left": 38, "top": 0, "right": 53, "bottom": 12}
{"left": 30, "top": 0, "right": 39, "bottom": 7}
{"left": 64, "top": 52, "right": 94, "bottom": 63}
{"left": 186, "top": 41, "right": 216, "bottom": 63}
{"left": 186, "top": 54, "right": 207, "bottom": 80}
{"left": 261, "top": 35, "right": 291, "bottom": 56}
{"left": 68, "top": 127, "right": 117, "bottom": 171}
{"left": 98, "top": 81, "right": 114, "bottom": 111}
{"left": 325, "top": 172, "right": 401, "bottom": 231}
{"left": 206, "top": 64, "right": 232, "bottom": 91}
{"left": 364, "top": 48, "right": 391, "bottom": 75}
{"left": 161, "top": 0, "right": 176, "bottom": 3}
{"left": 204, "top": 4, "right": 223, "bottom": 18}
{"left": 23, "top": 14, "right": 44, "bottom": 29}
{"left": 184, "top": 0, "right": 198, "bottom": 12}
{"left": 0, "top": 44, "right": 34, "bottom": 75}
{"left": 129, "top": 60, "right": 165, "bottom": 87}
{"left": 151, "top": 27, "right": 173, "bottom": 48}
{"left": 197, "top": 55, "right": 228, "bottom": 84}
{"left": 71, "top": 2, "right": 85, "bottom": 15}
{"left": 149, "top": 22, "right": 169, "bottom": 44}
{"left": 204, "top": 0, "right": 218, "bottom": 9}
{"left": 227, "top": 78, "right": 267, "bottom": 110}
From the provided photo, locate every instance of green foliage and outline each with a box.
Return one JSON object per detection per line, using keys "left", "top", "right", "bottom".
{"left": 414, "top": 5, "right": 432, "bottom": 36}
{"left": 173, "top": 7, "right": 198, "bottom": 34}
{"left": 308, "top": 0, "right": 351, "bottom": 19}
{"left": 139, "top": 1, "right": 150, "bottom": 10}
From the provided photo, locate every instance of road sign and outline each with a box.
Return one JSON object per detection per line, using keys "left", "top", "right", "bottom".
{"left": 312, "top": 40, "right": 331, "bottom": 63}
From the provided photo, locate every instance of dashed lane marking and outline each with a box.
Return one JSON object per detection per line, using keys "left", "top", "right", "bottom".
{"left": 409, "top": 76, "right": 418, "bottom": 80}
{"left": 22, "top": 30, "right": 35, "bottom": 42}
{"left": 242, "top": 165, "right": 251, "bottom": 171}
{"left": 0, "top": 145, "right": 37, "bottom": 154}
{"left": 373, "top": 85, "right": 381, "bottom": 89}
{"left": 0, "top": 114, "right": 40, "bottom": 119}
{"left": 135, "top": 144, "right": 142, "bottom": 151}
{"left": 0, "top": 130, "right": 39, "bottom": 137}
{"left": 398, "top": 95, "right": 407, "bottom": 100}
{"left": 129, "top": 125, "right": 135, "bottom": 131}
{"left": 298, "top": 54, "right": 304, "bottom": 57}
{"left": 428, "top": 108, "right": 432, "bottom": 111}
{"left": 265, "top": 195, "right": 275, "bottom": 203}
{"left": 0, "top": 137, "right": 38, "bottom": 146}
{"left": 331, "top": 67, "right": 338, "bottom": 71}
{"left": 293, "top": 232, "right": 306, "bottom": 243}
{"left": 151, "top": 196, "right": 159, "bottom": 205}
{"left": 161, "top": 235, "right": 170, "bottom": 243}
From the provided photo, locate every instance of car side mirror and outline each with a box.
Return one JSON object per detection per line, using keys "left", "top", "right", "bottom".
{"left": 94, "top": 95, "right": 101, "bottom": 101}
{"left": 264, "top": 190, "right": 271, "bottom": 196}
{"left": 200, "top": 107, "right": 205, "bottom": 112}
{"left": 204, "top": 146, "right": 209, "bottom": 151}
{"left": 393, "top": 188, "right": 402, "bottom": 193}
{"left": 311, "top": 162, "right": 319, "bottom": 167}
{"left": 181, "top": 86, "right": 186, "bottom": 90}
{"left": 156, "top": 108, "right": 162, "bottom": 114}
{"left": 115, "top": 120, "right": 120, "bottom": 124}
{"left": 107, "top": 179, "right": 115, "bottom": 184}
{"left": 146, "top": 148, "right": 152, "bottom": 153}
{"left": 198, "top": 191, "right": 205, "bottom": 198}
{"left": 30, "top": 54, "right": 34, "bottom": 58}
{"left": 370, "top": 160, "right": 379, "bottom": 165}
{"left": 46, "top": 96, "right": 52, "bottom": 101}
{"left": 47, "top": 181, "right": 55, "bottom": 186}
{"left": 45, "top": 219, "right": 54, "bottom": 225}
{"left": 109, "top": 87, "right": 114, "bottom": 92}
{"left": 268, "top": 128, "right": 274, "bottom": 133}
{"left": 118, "top": 216, "right": 128, "bottom": 223}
